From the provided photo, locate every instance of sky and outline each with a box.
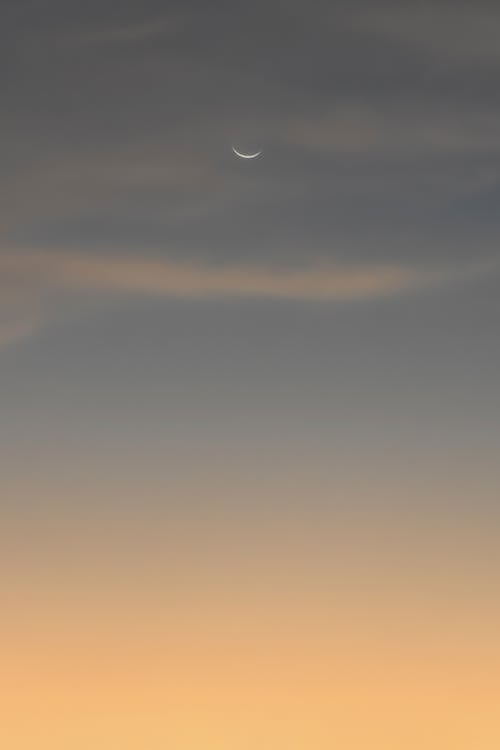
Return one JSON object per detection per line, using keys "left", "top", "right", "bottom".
{"left": 1, "top": 1, "right": 500, "bottom": 747}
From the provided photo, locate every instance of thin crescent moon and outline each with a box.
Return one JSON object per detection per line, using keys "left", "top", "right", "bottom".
{"left": 232, "top": 146, "right": 262, "bottom": 159}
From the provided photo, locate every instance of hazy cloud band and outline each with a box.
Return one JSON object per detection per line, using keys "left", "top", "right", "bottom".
{"left": 0, "top": 248, "right": 495, "bottom": 350}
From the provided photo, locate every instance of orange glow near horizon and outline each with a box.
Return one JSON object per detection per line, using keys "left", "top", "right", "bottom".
{"left": 2, "top": 488, "right": 499, "bottom": 749}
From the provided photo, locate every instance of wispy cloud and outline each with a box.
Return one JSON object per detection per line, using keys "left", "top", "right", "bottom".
{"left": 2, "top": 248, "right": 480, "bottom": 302}
{"left": 285, "top": 108, "right": 500, "bottom": 156}
{"left": 51, "top": 253, "right": 427, "bottom": 299}
{"left": 354, "top": 6, "right": 500, "bottom": 65}
{"left": 0, "top": 247, "right": 495, "bottom": 349}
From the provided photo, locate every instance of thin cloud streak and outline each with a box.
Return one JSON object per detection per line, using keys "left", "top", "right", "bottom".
{"left": 0, "top": 248, "right": 496, "bottom": 351}
{"left": 355, "top": 6, "right": 500, "bottom": 65}
{"left": 49, "top": 253, "right": 423, "bottom": 300}
{"left": 284, "top": 106, "right": 500, "bottom": 157}
{"left": 1, "top": 249, "right": 487, "bottom": 305}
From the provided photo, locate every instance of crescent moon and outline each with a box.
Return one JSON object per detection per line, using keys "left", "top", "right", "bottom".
{"left": 232, "top": 146, "right": 262, "bottom": 159}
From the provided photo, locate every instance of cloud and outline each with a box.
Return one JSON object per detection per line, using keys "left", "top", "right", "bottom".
{"left": 285, "top": 108, "right": 500, "bottom": 156}
{"left": 353, "top": 6, "right": 500, "bottom": 66}
{"left": 0, "top": 247, "right": 495, "bottom": 349}
{"left": 2, "top": 248, "right": 477, "bottom": 303}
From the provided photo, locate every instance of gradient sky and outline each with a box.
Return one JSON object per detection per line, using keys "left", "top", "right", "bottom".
{"left": 1, "top": 1, "right": 500, "bottom": 748}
